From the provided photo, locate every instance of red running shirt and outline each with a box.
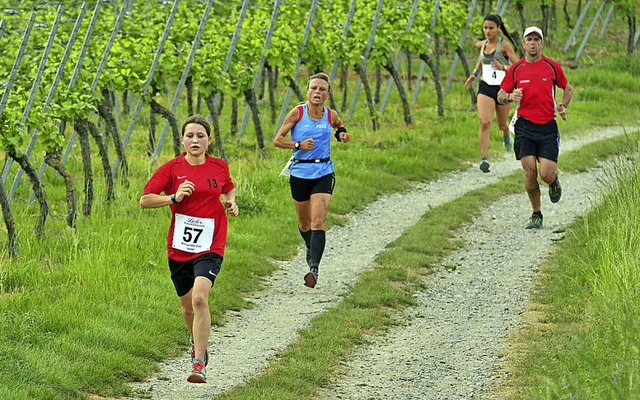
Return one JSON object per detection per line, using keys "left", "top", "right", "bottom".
{"left": 143, "top": 153, "right": 235, "bottom": 261}
{"left": 501, "top": 55, "right": 568, "bottom": 125}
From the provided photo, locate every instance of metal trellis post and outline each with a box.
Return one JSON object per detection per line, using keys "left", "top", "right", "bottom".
{"left": 347, "top": 0, "right": 384, "bottom": 122}
{"left": 7, "top": 5, "right": 65, "bottom": 200}
{"left": 29, "top": 3, "right": 88, "bottom": 202}
{"left": 598, "top": 2, "right": 615, "bottom": 40}
{"left": 0, "top": 13, "right": 36, "bottom": 120}
{"left": 379, "top": 0, "right": 420, "bottom": 114}
{"left": 444, "top": 0, "right": 477, "bottom": 97}
{"left": 328, "top": 0, "right": 357, "bottom": 83}
{"left": 564, "top": 0, "right": 593, "bottom": 52}
{"left": 273, "top": 0, "right": 320, "bottom": 138}
{"left": 60, "top": 0, "right": 105, "bottom": 165}
{"left": 149, "top": 0, "right": 214, "bottom": 165}
{"left": 239, "top": 0, "right": 282, "bottom": 139}
{"left": 117, "top": 0, "right": 182, "bottom": 166}
{"left": 574, "top": 1, "right": 606, "bottom": 63}
{"left": 412, "top": 0, "right": 441, "bottom": 102}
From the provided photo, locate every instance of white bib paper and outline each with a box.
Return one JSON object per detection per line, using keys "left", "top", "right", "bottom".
{"left": 172, "top": 213, "right": 214, "bottom": 253}
{"left": 279, "top": 157, "right": 293, "bottom": 177}
{"left": 482, "top": 64, "right": 506, "bottom": 86}
{"left": 509, "top": 111, "right": 518, "bottom": 135}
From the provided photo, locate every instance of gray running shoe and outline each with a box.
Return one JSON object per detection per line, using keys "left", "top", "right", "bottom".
{"left": 479, "top": 159, "right": 490, "bottom": 173}
{"left": 504, "top": 136, "right": 513, "bottom": 151}
{"left": 304, "top": 267, "right": 318, "bottom": 288}
{"left": 549, "top": 179, "right": 562, "bottom": 203}
{"left": 525, "top": 214, "right": 543, "bottom": 229}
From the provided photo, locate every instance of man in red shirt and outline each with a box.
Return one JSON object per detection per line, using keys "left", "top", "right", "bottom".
{"left": 498, "top": 26, "right": 573, "bottom": 229}
{"left": 140, "top": 115, "right": 239, "bottom": 383}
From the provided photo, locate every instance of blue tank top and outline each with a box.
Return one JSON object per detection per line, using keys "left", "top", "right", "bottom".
{"left": 290, "top": 104, "right": 334, "bottom": 179}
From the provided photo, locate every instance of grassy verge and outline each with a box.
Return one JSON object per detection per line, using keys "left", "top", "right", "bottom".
{"left": 0, "top": 50, "right": 639, "bottom": 400}
{"left": 500, "top": 143, "right": 640, "bottom": 399}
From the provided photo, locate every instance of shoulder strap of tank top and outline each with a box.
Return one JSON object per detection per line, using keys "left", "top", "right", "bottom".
{"left": 296, "top": 105, "right": 304, "bottom": 123}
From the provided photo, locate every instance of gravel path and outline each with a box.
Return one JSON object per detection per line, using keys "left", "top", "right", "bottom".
{"left": 121, "top": 127, "right": 631, "bottom": 400}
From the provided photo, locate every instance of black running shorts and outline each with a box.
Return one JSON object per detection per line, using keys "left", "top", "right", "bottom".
{"left": 513, "top": 117, "right": 560, "bottom": 162}
{"left": 168, "top": 253, "right": 223, "bottom": 297}
{"left": 289, "top": 172, "right": 335, "bottom": 202}
{"left": 478, "top": 81, "right": 500, "bottom": 105}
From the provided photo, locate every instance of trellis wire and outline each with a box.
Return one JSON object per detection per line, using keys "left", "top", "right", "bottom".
{"left": 574, "top": 1, "right": 606, "bottom": 63}
{"left": 444, "top": 0, "right": 479, "bottom": 97}
{"left": 238, "top": 0, "right": 282, "bottom": 139}
{"left": 119, "top": 0, "right": 181, "bottom": 166}
{"left": 6, "top": 5, "right": 64, "bottom": 200}
{"left": 149, "top": 0, "right": 214, "bottom": 165}
{"left": 411, "top": 0, "right": 441, "bottom": 103}
{"left": 379, "top": 0, "right": 420, "bottom": 114}
{"left": 273, "top": 0, "right": 320, "bottom": 138}
{"left": 564, "top": 0, "right": 594, "bottom": 52}
{"left": 347, "top": 0, "right": 384, "bottom": 122}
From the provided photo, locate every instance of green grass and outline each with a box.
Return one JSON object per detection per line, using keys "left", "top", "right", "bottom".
{"left": 501, "top": 146, "right": 640, "bottom": 399}
{"left": 1, "top": 43, "right": 640, "bottom": 400}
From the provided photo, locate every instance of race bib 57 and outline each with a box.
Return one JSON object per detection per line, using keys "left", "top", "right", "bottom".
{"left": 172, "top": 213, "right": 214, "bottom": 253}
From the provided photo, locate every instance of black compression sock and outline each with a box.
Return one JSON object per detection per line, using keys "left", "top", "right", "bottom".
{"left": 309, "top": 230, "right": 326, "bottom": 269}
{"left": 299, "top": 228, "right": 311, "bottom": 249}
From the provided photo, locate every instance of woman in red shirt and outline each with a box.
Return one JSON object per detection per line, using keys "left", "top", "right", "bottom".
{"left": 140, "top": 115, "right": 239, "bottom": 384}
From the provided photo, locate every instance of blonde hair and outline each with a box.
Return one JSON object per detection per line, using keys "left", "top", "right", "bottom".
{"left": 306, "top": 72, "right": 331, "bottom": 92}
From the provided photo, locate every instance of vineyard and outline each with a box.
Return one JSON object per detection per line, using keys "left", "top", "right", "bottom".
{"left": 1, "top": 1, "right": 640, "bottom": 399}
{"left": 0, "top": 0, "right": 638, "bottom": 254}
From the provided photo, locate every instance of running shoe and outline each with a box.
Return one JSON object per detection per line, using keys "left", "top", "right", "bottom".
{"left": 549, "top": 179, "right": 562, "bottom": 203}
{"left": 304, "top": 268, "right": 318, "bottom": 288}
{"left": 479, "top": 159, "right": 490, "bottom": 173}
{"left": 504, "top": 135, "right": 513, "bottom": 152}
{"left": 190, "top": 338, "right": 209, "bottom": 367}
{"left": 525, "top": 214, "right": 543, "bottom": 229}
{"left": 187, "top": 360, "right": 206, "bottom": 383}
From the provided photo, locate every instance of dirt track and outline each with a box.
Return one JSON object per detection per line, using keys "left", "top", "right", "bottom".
{"left": 120, "top": 127, "right": 630, "bottom": 399}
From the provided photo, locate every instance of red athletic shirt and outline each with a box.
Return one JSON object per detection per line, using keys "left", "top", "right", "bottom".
{"left": 143, "top": 153, "right": 235, "bottom": 261}
{"left": 501, "top": 55, "right": 568, "bottom": 125}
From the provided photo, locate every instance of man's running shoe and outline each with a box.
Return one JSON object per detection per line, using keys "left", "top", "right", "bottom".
{"left": 549, "top": 179, "right": 562, "bottom": 203}
{"left": 525, "top": 214, "right": 543, "bottom": 229}
{"left": 190, "top": 339, "right": 209, "bottom": 367}
{"left": 479, "top": 159, "right": 490, "bottom": 173}
{"left": 304, "top": 268, "right": 318, "bottom": 288}
{"left": 187, "top": 360, "right": 207, "bottom": 383}
{"left": 504, "top": 135, "right": 513, "bottom": 151}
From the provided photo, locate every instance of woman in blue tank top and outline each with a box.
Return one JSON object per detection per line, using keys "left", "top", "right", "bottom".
{"left": 274, "top": 72, "right": 350, "bottom": 289}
